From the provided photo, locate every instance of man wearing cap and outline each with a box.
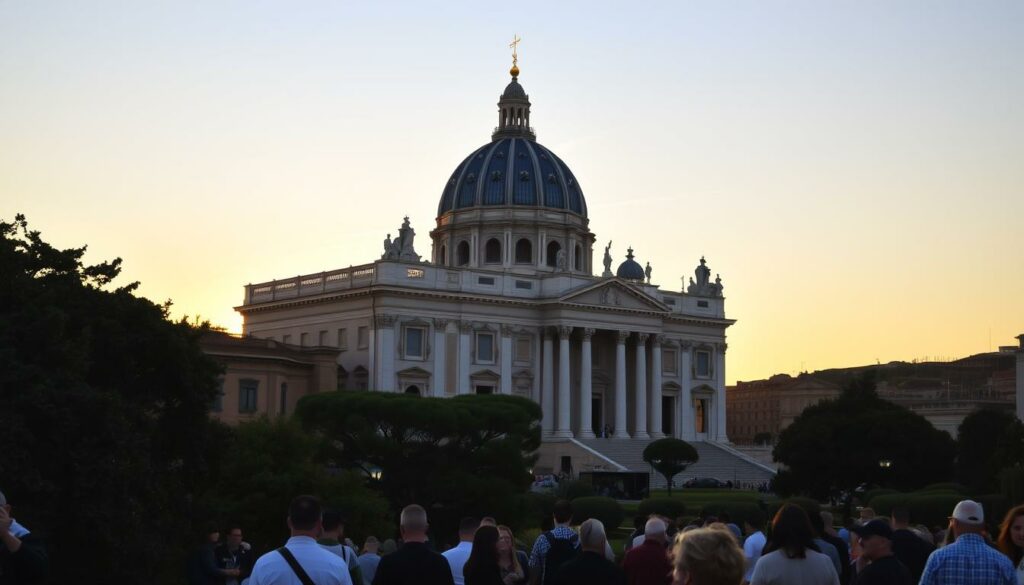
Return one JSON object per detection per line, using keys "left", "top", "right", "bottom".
{"left": 0, "top": 489, "right": 48, "bottom": 585}
{"left": 850, "top": 519, "right": 913, "bottom": 585}
{"left": 919, "top": 499, "right": 1015, "bottom": 585}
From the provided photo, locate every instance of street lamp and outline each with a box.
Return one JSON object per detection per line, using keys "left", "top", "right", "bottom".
{"left": 878, "top": 459, "right": 893, "bottom": 488}
{"left": 369, "top": 467, "right": 382, "bottom": 481}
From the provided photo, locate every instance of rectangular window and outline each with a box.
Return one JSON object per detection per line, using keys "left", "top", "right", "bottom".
{"left": 357, "top": 326, "right": 369, "bottom": 349}
{"left": 404, "top": 326, "right": 425, "bottom": 359}
{"left": 279, "top": 382, "right": 288, "bottom": 416}
{"left": 283, "top": 334, "right": 292, "bottom": 345}
{"left": 300, "top": 332, "right": 309, "bottom": 347}
{"left": 476, "top": 332, "right": 495, "bottom": 363}
{"left": 695, "top": 350, "right": 712, "bottom": 378}
{"left": 239, "top": 379, "right": 259, "bottom": 413}
{"left": 212, "top": 379, "right": 224, "bottom": 413}
{"left": 337, "top": 328, "right": 348, "bottom": 349}
{"left": 664, "top": 349, "right": 678, "bottom": 374}
{"left": 514, "top": 337, "right": 532, "bottom": 363}
{"left": 478, "top": 276, "right": 495, "bottom": 285}
{"left": 515, "top": 280, "right": 533, "bottom": 290}
{"left": 319, "top": 330, "right": 328, "bottom": 346}
{"left": 697, "top": 300, "right": 709, "bottom": 308}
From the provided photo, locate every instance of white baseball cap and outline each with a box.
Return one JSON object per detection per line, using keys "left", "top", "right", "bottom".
{"left": 951, "top": 500, "right": 984, "bottom": 525}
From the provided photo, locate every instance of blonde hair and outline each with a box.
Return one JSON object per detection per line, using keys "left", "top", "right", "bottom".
{"left": 497, "top": 525, "right": 523, "bottom": 576}
{"left": 672, "top": 527, "right": 745, "bottom": 585}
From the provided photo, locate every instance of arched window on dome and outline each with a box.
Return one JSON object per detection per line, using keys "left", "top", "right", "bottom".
{"left": 574, "top": 244, "right": 582, "bottom": 271}
{"left": 484, "top": 238, "right": 502, "bottom": 264}
{"left": 456, "top": 241, "right": 470, "bottom": 266}
{"left": 514, "top": 238, "right": 532, "bottom": 264}
{"left": 546, "top": 241, "right": 561, "bottom": 268}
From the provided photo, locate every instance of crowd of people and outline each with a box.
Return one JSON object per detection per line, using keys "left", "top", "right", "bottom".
{"left": 185, "top": 495, "right": 1024, "bottom": 585}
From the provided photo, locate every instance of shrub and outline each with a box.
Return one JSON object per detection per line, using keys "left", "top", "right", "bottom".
{"left": 526, "top": 492, "right": 557, "bottom": 529}
{"left": 922, "top": 482, "right": 968, "bottom": 493}
{"left": 703, "top": 501, "right": 764, "bottom": 528}
{"left": 556, "top": 479, "right": 596, "bottom": 501}
{"left": 638, "top": 498, "right": 687, "bottom": 520}
{"left": 1000, "top": 466, "right": 1024, "bottom": 503}
{"left": 977, "top": 494, "right": 1011, "bottom": 532}
{"left": 863, "top": 488, "right": 899, "bottom": 504}
{"left": 571, "top": 497, "right": 625, "bottom": 531}
{"left": 869, "top": 493, "right": 961, "bottom": 527}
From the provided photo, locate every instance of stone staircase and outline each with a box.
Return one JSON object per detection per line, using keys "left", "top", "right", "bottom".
{"left": 572, "top": 438, "right": 777, "bottom": 490}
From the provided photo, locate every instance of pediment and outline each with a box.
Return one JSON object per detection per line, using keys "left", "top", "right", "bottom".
{"left": 469, "top": 368, "right": 501, "bottom": 381}
{"left": 396, "top": 366, "right": 431, "bottom": 378}
{"left": 559, "top": 280, "right": 669, "bottom": 312}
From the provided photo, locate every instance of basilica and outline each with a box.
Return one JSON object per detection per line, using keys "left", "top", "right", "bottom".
{"left": 235, "top": 57, "right": 774, "bottom": 482}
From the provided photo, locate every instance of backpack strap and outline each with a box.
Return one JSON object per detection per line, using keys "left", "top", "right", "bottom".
{"left": 277, "top": 547, "right": 317, "bottom": 585}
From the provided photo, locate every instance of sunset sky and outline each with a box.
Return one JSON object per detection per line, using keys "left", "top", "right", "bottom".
{"left": 2, "top": 1, "right": 1022, "bottom": 384}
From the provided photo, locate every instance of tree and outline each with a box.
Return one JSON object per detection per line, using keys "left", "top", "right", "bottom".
{"left": 773, "top": 373, "right": 955, "bottom": 500}
{"left": 196, "top": 417, "right": 392, "bottom": 551}
{"left": 643, "top": 438, "right": 699, "bottom": 496}
{"left": 0, "top": 215, "right": 225, "bottom": 584}
{"left": 956, "top": 408, "right": 1024, "bottom": 493}
{"left": 295, "top": 391, "right": 541, "bottom": 543}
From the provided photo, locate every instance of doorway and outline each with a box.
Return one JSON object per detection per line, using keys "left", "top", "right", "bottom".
{"left": 592, "top": 397, "right": 604, "bottom": 437}
{"left": 661, "top": 395, "right": 674, "bottom": 437}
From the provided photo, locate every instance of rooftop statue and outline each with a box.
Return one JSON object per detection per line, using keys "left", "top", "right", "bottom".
{"left": 602, "top": 241, "right": 613, "bottom": 276}
{"left": 686, "top": 256, "right": 723, "bottom": 297}
{"left": 381, "top": 216, "right": 421, "bottom": 262}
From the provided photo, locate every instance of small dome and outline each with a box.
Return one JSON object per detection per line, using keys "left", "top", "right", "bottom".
{"left": 501, "top": 78, "right": 527, "bottom": 100}
{"left": 616, "top": 248, "right": 644, "bottom": 281}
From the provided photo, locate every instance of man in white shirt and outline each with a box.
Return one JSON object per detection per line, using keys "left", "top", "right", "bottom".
{"left": 442, "top": 517, "right": 477, "bottom": 585}
{"left": 248, "top": 495, "right": 353, "bottom": 585}
{"left": 742, "top": 512, "right": 767, "bottom": 585}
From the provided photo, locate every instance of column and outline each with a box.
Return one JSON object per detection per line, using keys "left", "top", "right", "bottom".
{"left": 680, "top": 341, "right": 695, "bottom": 440}
{"left": 432, "top": 318, "right": 448, "bottom": 397}
{"left": 715, "top": 342, "right": 729, "bottom": 443}
{"left": 367, "top": 327, "right": 377, "bottom": 391}
{"left": 458, "top": 321, "right": 472, "bottom": 395}
{"left": 500, "top": 325, "right": 513, "bottom": 394}
{"left": 555, "top": 325, "right": 573, "bottom": 438}
{"left": 650, "top": 334, "right": 664, "bottom": 438}
{"left": 614, "top": 331, "right": 629, "bottom": 438}
{"left": 634, "top": 333, "right": 650, "bottom": 439}
{"left": 542, "top": 327, "right": 555, "bottom": 437}
{"left": 1016, "top": 334, "right": 1024, "bottom": 422}
{"left": 376, "top": 315, "right": 397, "bottom": 392}
{"left": 578, "top": 328, "right": 595, "bottom": 438}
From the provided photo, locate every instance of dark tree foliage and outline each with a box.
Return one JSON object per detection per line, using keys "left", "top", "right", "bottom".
{"left": 295, "top": 391, "right": 541, "bottom": 544}
{"left": 0, "top": 215, "right": 226, "bottom": 584}
{"left": 957, "top": 408, "right": 1024, "bottom": 493}
{"left": 772, "top": 373, "right": 955, "bottom": 500}
{"left": 642, "top": 438, "right": 699, "bottom": 496}
{"left": 196, "top": 417, "right": 392, "bottom": 552}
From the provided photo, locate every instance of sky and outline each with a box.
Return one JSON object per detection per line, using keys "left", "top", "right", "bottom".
{"left": 2, "top": 1, "right": 1022, "bottom": 384}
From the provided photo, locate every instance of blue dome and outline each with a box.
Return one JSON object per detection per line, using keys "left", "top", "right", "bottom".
{"left": 616, "top": 248, "right": 645, "bottom": 281}
{"left": 437, "top": 138, "right": 587, "bottom": 217}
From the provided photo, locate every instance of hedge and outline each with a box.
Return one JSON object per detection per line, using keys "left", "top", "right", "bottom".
{"left": 702, "top": 501, "right": 764, "bottom": 528}
{"left": 862, "top": 488, "right": 899, "bottom": 504}
{"left": 638, "top": 498, "right": 687, "bottom": 521}
{"left": 571, "top": 497, "right": 625, "bottom": 531}
{"left": 868, "top": 493, "right": 962, "bottom": 527}
{"left": 922, "top": 482, "right": 968, "bottom": 494}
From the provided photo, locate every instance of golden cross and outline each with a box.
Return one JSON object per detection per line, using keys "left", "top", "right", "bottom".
{"left": 509, "top": 34, "right": 521, "bottom": 65}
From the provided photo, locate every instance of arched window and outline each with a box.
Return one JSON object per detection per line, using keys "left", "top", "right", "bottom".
{"left": 546, "top": 241, "right": 561, "bottom": 267}
{"left": 456, "top": 241, "right": 470, "bottom": 266}
{"left": 574, "top": 244, "right": 582, "bottom": 271}
{"left": 439, "top": 245, "right": 447, "bottom": 265}
{"left": 405, "top": 385, "right": 421, "bottom": 395}
{"left": 484, "top": 238, "right": 502, "bottom": 263}
{"left": 515, "top": 238, "right": 532, "bottom": 264}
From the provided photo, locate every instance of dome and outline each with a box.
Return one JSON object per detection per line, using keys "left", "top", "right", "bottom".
{"left": 616, "top": 247, "right": 645, "bottom": 281}
{"left": 437, "top": 137, "right": 588, "bottom": 217}
{"left": 501, "top": 78, "right": 527, "bottom": 100}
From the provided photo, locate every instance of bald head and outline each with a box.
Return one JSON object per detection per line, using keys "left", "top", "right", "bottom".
{"left": 645, "top": 518, "right": 668, "bottom": 542}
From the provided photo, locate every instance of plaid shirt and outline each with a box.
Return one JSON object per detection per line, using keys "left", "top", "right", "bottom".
{"left": 528, "top": 525, "right": 580, "bottom": 581}
{"left": 919, "top": 533, "right": 1015, "bottom": 585}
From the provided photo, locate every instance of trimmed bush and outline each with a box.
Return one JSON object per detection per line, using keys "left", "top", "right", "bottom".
{"left": 638, "top": 498, "right": 687, "bottom": 520}
{"left": 869, "top": 493, "right": 962, "bottom": 527}
{"left": 977, "top": 494, "right": 1011, "bottom": 531}
{"left": 556, "top": 479, "right": 596, "bottom": 501}
{"left": 863, "top": 488, "right": 899, "bottom": 504}
{"left": 922, "top": 482, "right": 968, "bottom": 493}
{"left": 571, "top": 496, "right": 625, "bottom": 531}
{"left": 703, "top": 501, "right": 764, "bottom": 528}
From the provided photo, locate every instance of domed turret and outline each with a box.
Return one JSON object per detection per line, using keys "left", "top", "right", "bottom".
{"left": 616, "top": 247, "right": 645, "bottom": 281}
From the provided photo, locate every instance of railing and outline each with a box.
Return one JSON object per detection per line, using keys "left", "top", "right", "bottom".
{"left": 245, "top": 263, "right": 377, "bottom": 304}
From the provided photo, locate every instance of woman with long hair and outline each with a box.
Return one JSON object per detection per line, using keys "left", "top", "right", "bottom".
{"left": 671, "top": 525, "right": 745, "bottom": 585}
{"left": 496, "top": 525, "right": 528, "bottom": 585}
{"left": 464, "top": 525, "right": 503, "bottom": 585}
{"left": 997, "top": 504, "right": 1024, "bottom": 584}
{"left": 749, "top": 505, "right": 838, "bottom": 585}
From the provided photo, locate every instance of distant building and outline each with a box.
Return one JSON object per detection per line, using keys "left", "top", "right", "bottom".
{"left": 200, "top": 331, "right": 339, "bottom": 424}
{"left": 729, "top": 339, "right": 1023, "bottom": 443}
